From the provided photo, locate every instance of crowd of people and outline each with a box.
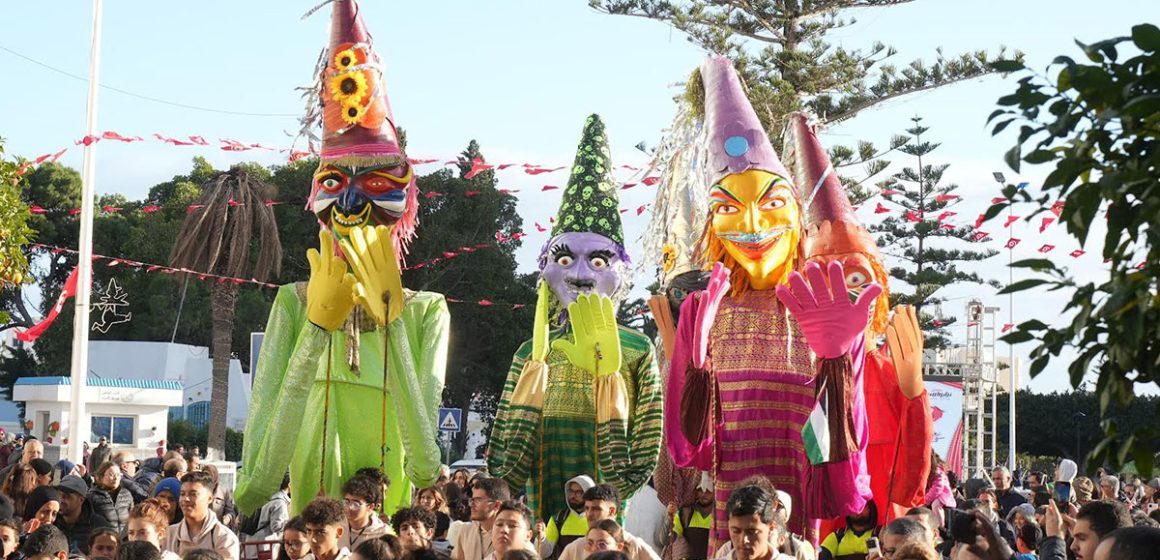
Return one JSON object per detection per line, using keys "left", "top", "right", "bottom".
{"left": 1, "top": 432, "right": 1159, "bottom": 560}
{"left": 0, "top": 436, "right": 246, "bottom": 560}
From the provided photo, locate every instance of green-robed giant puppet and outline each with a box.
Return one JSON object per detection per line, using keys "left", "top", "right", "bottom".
{"left": 236, "top": 0, "right": 448, "bottom": 516}
{"left": 488, "top": 115, "right": 664, "bottom": 522}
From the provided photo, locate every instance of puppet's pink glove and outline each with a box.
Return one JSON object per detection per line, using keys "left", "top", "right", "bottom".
{"left": 775, "top": 261, "right": 882, "bottom": 359}
{"left": 691, "top": 263, "right": 730, "bottom": 369}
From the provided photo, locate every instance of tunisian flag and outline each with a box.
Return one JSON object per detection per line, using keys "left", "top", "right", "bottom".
{"left": 16, "top": 267, "right": 79, "bottom": 342}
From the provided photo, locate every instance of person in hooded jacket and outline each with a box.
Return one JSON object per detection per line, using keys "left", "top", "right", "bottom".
{"left": 541, "top": 475, "right": 595, "bottom": 560}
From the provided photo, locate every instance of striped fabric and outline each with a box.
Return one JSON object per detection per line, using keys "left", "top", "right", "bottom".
{"left": 490, "top": 326, "right": 663, "bottom": 520}
{"left": 706, "top": 289, "right": 815, "bottom": 539}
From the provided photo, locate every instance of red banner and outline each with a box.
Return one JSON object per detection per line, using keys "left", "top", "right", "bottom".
{"left": 16, "top": 266, "right": 79, "bottom": 343}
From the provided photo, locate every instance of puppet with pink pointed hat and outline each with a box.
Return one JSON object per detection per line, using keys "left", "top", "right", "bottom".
{"left": 787, "top": 113, "right": 933, "bottom": 526}
{"left": 236, "top": 0, "right": 448, "bottom": 516}
{"left": 661, "top": 57, "right": 879, "bottom": 545}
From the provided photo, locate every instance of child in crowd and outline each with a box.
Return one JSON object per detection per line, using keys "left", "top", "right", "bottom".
{"left": 277, "top": 517, "right": 312, "bottom": 560}
{"left": 586, "top": 520, "right": 626, "bottom": 556}
{"left": 128, "top": 498, "right": 183, "bottom": 560}
{"left": 89, "top": 528, "right": 121, "bottom": 560}
{"left": 302, "top": 498, "right": 350, "bottom": 560}
{"left": 391, "top": 508, "right": 437, "bottom": 553}
{"left": 118, "top": 542, "right": 163, "bottom": 560}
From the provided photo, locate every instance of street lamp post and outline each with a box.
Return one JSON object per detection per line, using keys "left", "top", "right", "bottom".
{"left": 993, "top": 172, "right": 1017, "bottom": 472}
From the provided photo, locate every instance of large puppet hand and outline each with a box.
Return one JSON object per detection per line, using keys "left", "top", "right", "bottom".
{"left": 886, "top": 304, "right": 925, "bottom": 398}
{"left": 551, "top": 294, "right": 622, "bottom": 377}
{"left": 339, "top": 225, "right": 405, "bottom": 327}
{"left": 648, "top": 295, "right": 676, "bottom": 359}
{"left": 531, "top": 281, "right": 551, "bottom": 361}
{"left": 691, "top": 263, "right": 730, "bottom": 368}
{"left": 306, "top": 229, "right": 357, "bottom": 331}
{"left": 776, "top": 261, "right": 882, "bottom": 359}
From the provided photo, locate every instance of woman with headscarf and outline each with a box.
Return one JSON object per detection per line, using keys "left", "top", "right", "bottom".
{"left": 22, "top": 485, "right": 61, "bottom": 534}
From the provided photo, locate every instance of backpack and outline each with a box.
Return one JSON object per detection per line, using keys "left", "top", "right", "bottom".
{"left": 237, "top": 508, "right": 264, "bottom": 537}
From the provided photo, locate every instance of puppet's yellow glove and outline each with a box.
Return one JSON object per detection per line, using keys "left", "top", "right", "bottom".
{"left": 552, "top": 294, "right": 622, "bottom": 378}
{"left": 339, "top": 225, "right": 404, "bottom": 327}
{"left": 306, "top": 229, "right": 357, "bottom": 331}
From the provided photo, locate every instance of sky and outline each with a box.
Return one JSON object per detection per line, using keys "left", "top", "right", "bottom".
{"left": 1, "top": 0, "right": 1156, "bottom": 395}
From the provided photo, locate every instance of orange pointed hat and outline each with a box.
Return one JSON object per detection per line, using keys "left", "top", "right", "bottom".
{"left": 787, "top": 113, "right": 879, "bottom": 260}
{"left": 786, "top": 113, "right": 890, "bottom": 335}
{"left": 319, "top": 0, "right": 403, "bottom": 168}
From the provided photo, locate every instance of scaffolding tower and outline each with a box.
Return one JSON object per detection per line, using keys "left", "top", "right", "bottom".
{"left": 961, "top": 299, "right": 1000, "bottom": 480}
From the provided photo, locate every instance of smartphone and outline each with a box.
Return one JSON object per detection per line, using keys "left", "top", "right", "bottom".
{"left": 866, "top": 536, "right": 881, "bottom": 558}
{"left": 1055, "top": 482, "right": 1072, "bottom": 504}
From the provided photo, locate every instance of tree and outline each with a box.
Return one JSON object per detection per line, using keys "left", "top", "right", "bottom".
{"left": 0, "top": 139, "right": 33, "bottom": 321}
{"left": 592, "top": 0, "right": 1016, "bottom": 199}
{"left": 987, "top": 24, "right": 1160, "bottom": 477}
{"left": 170, "top": 165, "right": 282, "bottom": 460}
{"left": 401, "top": 140, "right": 535, "bottom": 458}
{"left": 871, "top": 117, "right": 999, "bottom": 348}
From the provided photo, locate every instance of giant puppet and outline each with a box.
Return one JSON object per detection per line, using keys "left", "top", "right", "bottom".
{"left": 663, "top": 57, "right": 880, "bottom": 540}
{"left": 489, "top": 115, "right": 663, "bottom": 520}
{"left": 785, "top": 114, "right": 933, "bottom": 524}
{"left": 236, "top": 0, "right": 448, "bottom": 515}
{"left": 643, "top": 109, "right": 711, "bottom": 560}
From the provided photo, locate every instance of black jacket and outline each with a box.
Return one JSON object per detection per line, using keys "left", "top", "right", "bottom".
{"left": 87, "top": 486, "right": 133, "bottom": 533}
{"left": 1036, "top": 535, "right": 1067, "bottom": 560}
{"left": 55, "top": 499, "right": 112, "bottom": 556}
{"left": 121, "top": 475, "right": 149, "bottom": 504}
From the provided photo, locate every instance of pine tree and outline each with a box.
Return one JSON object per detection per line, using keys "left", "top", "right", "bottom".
{"left": 593, "top": 0, "right": 1018, "bottom": 200}
{"left": 404, "top": 140, "right": 535, "bottom": 459}
{"left": 872, "top": 116, "right": 998, "bottom": 349}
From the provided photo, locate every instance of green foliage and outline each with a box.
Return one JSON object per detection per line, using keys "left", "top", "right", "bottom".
{"left": 403, "top": 140, "right": 536, "bottom": 457}
{"left": 167, "top": 419, "right": 244, "bottom": 461}
{"left": 592, "top": 0, "right": 1018, "bottom": 199}
{"left": 870, "top": 117, "right": 999, "bottom": 348}
{"left": 0, "top": 139, "right": 35, "bottom": 323}
{"left": 988, "top": 24, "right": 1160, "bottom": 477}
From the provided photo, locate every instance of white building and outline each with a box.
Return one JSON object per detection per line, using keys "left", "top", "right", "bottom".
{"left": 13, "top": 376, "right": 183, "bottom": 460}
{"left": 0, "top": 340, "right": 252, "bottom": 443}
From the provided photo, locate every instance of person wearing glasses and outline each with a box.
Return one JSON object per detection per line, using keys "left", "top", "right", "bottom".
{"left": 585, "top": 520, "right": 627, "bottom": 557}
{"left": 453, "top": 478, "right": 511, "bottom": 560}
{"left": 113, "top": 452, "right": 149, "bottom": 504}
{"left": 557, "top": 485, "right": 660, "bottom": 560}
{"left": 339, "top": 475, "right": 391, "bottom": 551}
{"left": 276, "top": 518, "right": 312, "bottom": 560}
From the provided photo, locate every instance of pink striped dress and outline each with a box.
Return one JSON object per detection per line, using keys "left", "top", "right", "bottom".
{"left": 666, "top": 288, "right": 870, "bottom": 543}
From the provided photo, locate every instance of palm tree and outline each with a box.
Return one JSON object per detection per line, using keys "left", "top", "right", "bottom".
{"left": 170, "top": 164, "right": 281, "bottom": 460}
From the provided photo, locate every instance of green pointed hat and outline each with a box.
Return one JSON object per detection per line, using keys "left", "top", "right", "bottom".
{"left": 551, "top": 114, "right": 625, "bottom": 246}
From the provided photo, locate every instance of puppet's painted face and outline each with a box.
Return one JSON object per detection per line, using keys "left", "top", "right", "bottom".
{"left": 311, "top": 162, "right": 412, "bottom": 238}
{"left": 709, "top": 170, "right": 800, "bottom": 290}
{"left": 541, "top": 232, "right": 623, "bottom": 306}
{"left": 804, "top": 252, "right": 875, "bottom": 294}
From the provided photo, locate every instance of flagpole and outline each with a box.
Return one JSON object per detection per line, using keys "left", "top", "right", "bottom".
{"left": 67, "top": 0, "right": 103, "bottom": 465}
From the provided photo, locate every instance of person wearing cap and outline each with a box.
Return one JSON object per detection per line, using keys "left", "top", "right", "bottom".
{"left": 113, "top": 451, "right": 149, "bottom": 504}
{"left": 164, "top": 470, "right": 238, "bottom": 560}
{"left": 152, "top": 478, "right": 183, "bottom": 524}
{"left": 665, "top": 473, "right": 715, "bottom": 560}
{"left": 90, "top": 437, "right": 112, "bottom": 472}
{"left": 55, "top": 474, "right": 112, "bottom": 555}
{"left": 29, "top": 458, "right": 54, "bottom": 486}
{"left": 1073, "top": 477, "right": 1096, "bottom": 506}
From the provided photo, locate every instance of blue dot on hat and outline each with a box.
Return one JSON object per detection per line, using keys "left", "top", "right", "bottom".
{"left": 724, "top": 136, "right": 749, "bottom": 157}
